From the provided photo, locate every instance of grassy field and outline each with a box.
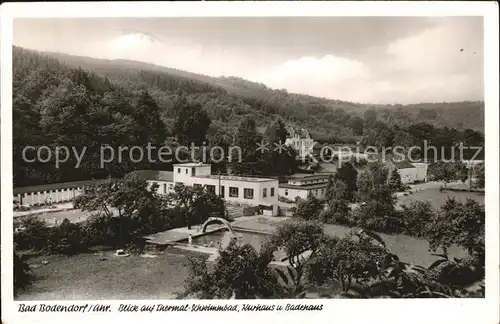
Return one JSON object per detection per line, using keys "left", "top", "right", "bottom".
{"left": 17, "top": 224, "right": 466, "bottom": 300}
{"left": 16, "top": 248, "right": 207, "bottom": 300}
{"left": 397, "top": 188, "right": 485, "bottom": 210}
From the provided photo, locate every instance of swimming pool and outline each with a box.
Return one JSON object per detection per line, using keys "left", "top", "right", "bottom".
{"left": 178, "top": 229, "right": 270, "bottom": 250}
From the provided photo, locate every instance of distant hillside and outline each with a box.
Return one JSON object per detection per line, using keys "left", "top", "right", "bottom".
{"left": 39, "top": 48, "right": 484, "bottom": 132}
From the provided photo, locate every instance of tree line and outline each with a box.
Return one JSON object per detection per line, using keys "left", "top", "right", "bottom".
{"left": 13, "top": 47, "right": 484, "bottom": 188}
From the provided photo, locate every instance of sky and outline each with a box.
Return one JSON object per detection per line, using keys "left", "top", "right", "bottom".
{"left": 13, "top": 17, "right": 484, "bottom": 104}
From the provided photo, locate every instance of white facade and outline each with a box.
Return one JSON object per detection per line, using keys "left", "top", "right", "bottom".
{"left": 147, "top": 180, "right": 174, "bottom": 195}
{"left": 14, "top": 187, "right": 85, "bottom": 207}
{"left": 398, "top": 168, "right": 418, "bottom": 184}
{"left": 386, "top": 160, "right": 428, "bottom": 185}
{"left": 13, "top": 179, "right": 115, "bottom": 207}
{"left": 278, "top": 174, "right": 329, "bottom": 201}
{"left": 285, "top": 127, "right": 315, "bottom": 159}
{"left": 412, "top": 163, "right": 428, "bottom": 182}
{"left": 173, "top": 163, "right": 212, "bottom": 185}
{"left": 279, "top": 187, "right": 328, "bottom": 201}
{"left": 144, "top": 163, "right": 279, "bottom": 216}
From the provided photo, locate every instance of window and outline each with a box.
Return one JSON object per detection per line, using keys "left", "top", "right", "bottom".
{"left": 192, "top": 167, "right": 196, "bottom": 176}
{"left": 220, "top": 185, "right": 225, "bottom": 198}
{"left": 270, "top": 187, "right": 275, "bottom": 197}
{"left": 185, "top": 168, "right": 188, "bottom": 174}
{"left": 206, "top": 185, "right": 216, "bottom": 194}
{"left": 168, "top": 183, "right": 173, "bottom": 189}
{"left": 263, "top": 188, "right": 267, "bottom": 198}
{"left": 229, "top": 187, "right": 239, "bottom": 198}
{"left": 193, "top": 183, "right": 202, "bottom": 189}
{"left": 244, "top": 188, "right": 254, "bottom": 199}
{"left": 285, "top": 189, "right": 289, "bottom": 196}
{"left": 163, "top": 184, "right": 167, "bottom": 194}
{"left": 177, "top": 168, "right": 181, "bottom": 173}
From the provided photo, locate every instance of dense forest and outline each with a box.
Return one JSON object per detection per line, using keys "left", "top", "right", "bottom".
{"left": 13, "top": 46, "right": 485, "bottom": 187}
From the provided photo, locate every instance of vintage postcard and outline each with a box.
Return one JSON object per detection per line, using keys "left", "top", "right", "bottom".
{"left": 1, "top": 2, "right": 499, "bottom": 324}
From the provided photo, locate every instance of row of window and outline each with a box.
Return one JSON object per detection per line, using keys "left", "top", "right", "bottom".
{"left": 291, "top": 179, "right": 328, "bottom": 185}
{"left": 284, "top": 188, "right": 326, "bottom": 196}
{"left": 177, "top": 167, "right": 197, "bottom": 175}
{"left": 191, "top": 184, "right": 275, "bottom": 200}
{"left": 153, "top": 181, "right": 276, "bottom": 200}
{"left": 163, "top": 183, "right": 173, "bottom": 193}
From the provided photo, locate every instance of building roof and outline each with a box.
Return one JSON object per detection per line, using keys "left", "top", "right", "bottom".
{"left": 313, "top": 143, "right": 324, "bottom": 150}
{"left": 193, "top": 174, "right": 277, "bottom": 183}
{"left": 131, "top": 170, "right": 173, "bottom": 182}
{"left": 256, "top": 126, "right": 268, "bottom": 134}
{"left": 392, "top": 160, "right": 416, "bottom": 169}
{"left": 173, "top": 162, "right": 211, "bottom": 167}
{"left": 13, "top": 178, "right": 121, "bottom": 195}
{"left": 279, "top": 183, "right": 328, "bottom": 190}
{"left": 317, "top": 162, "right": 340, "bottom": 173}
{"left": 289, "top": 174, "right": 330, "bottom": 181}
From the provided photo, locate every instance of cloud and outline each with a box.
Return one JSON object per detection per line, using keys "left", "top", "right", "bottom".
{"left": 248, "top": 18, "right": 483, "bottom": 104}
{"left": 101, "top": 32, "right": 254, "bottom": 78}
{"left": 14, "top": 18, "right": 482, "bottom": 104}
{"left": 386, "top": 18, "right": 482, "bottom": 77}
{"left": 247, "top": 55, "right": 373, "bottom": 102}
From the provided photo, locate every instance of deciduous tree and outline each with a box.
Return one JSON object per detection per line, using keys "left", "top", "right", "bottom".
{"left": 293, "top": 196, "right": 323, "bottom": 221}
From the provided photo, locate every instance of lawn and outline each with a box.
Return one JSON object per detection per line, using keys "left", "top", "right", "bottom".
{"left": 397, "top": 188, "right": 485, "bottom": 210}
{"left": 16, "top": 247, "right": 207, "bottom": 300}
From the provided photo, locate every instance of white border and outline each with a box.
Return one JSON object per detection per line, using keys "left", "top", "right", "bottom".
{"left": 1, "top": 2, "right": 499, "bottom": 324}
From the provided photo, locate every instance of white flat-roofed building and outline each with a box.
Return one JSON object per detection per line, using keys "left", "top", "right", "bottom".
{"left": 135, "top": 163, "right": 279, "bottom": 216}
{"left": 385, "top": 160, "right": 428, "bottom": 184}
{"left": 278, "top": 174, "right": 330, "bottom": 201}
{"left": 411, "top": 163, "right": 429, "bottom": 183}
{"left": 130, "top": 170, "right": 175, "bottom": 195}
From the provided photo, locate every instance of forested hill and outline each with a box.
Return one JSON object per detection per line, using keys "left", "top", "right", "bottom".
{"left": 13, "top": 46, "right": 484, "bottom": 187}
{"left": 38, "top": 48, "right": 484, "bottom": 132}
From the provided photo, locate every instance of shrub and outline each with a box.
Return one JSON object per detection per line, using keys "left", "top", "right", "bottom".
{"left": 14, "top": 252, "right": 32, "bottom": 296}
{"left": 319, "top": 199, "right": 350, "bottom": 225}
{"left": 350, "top": 201, "right": 402, "bottom": 234}
{"left": 47, "top": 219, "right": 88, "bottom": 255}
{"left": 293, "top": 196, "right": 322, "bottom": 221}
{"left": 400, "top": 201, "right": 435, "bottom": 237}
{"left": 307, "top": 232, "right": 386, "bottom": 293}
{"left": 279, "top": 196, "right": 294, "bottom": 203}
{"left": 83, "top": 213, "right": 122, "bottom": 247}
{"left": 181, "top": 241, "right": 281, "bottom": 299}
{"left": 14, "top": 216, "right": 50, "bottom": 251}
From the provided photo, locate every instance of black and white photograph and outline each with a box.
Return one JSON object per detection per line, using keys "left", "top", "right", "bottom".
{"left": 1, "top": 2, "right": 499, "bottom": 324}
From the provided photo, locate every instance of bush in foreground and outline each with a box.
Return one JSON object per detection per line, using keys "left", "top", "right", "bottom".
{"left": 14, "top": 252, "right": 32, "bottom": 296}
